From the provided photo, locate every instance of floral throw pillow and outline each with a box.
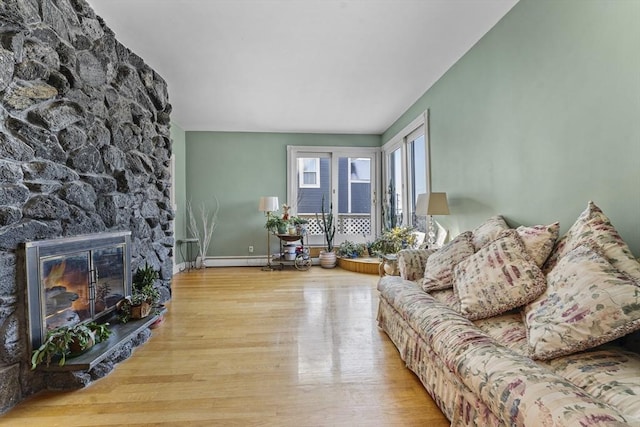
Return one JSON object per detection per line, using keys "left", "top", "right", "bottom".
{"left": 453, "top": 230, "right": 546, "bottom": 321}
{"left": 421, "top": 231, "right": 475, "bottom": 292}
{"left": 543, "top": 201, "right": 640, "bottom": 279}
{"left": 515, "top": 222, "right": 560, "bottom": 267}
{"left": 524, "top": 244, "right": 640, "bottom": 361}
{"left": 471, "top": 215, "right": 509, "bottom": 250}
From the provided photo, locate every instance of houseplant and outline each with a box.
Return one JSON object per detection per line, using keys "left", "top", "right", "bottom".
{"left": 370, "top": 226, "right": 417, "bottom": 256}
{"left": 31, "top": 322, "right": 111, "bottom": 369}
{"left": 265, "top": 212, "right": 289, "bottom": 234}
{"left": 370, "top": 226, "right": 418, "bottom": 275}
{"left": 337, "top": 240, "right": 366, "bottom": 258}
{"left": 289, "top": 216, "right": 309, "bottom": 235}
{"left": 118, "top": 263, "right": 161, "bottom": 323}
{"left": 316, "top": 195, "right": 337, "bottom": 268}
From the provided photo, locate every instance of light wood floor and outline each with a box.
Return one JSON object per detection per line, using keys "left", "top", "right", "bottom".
{"left": 3, "top": 267, "right": 449, "bottom": 426}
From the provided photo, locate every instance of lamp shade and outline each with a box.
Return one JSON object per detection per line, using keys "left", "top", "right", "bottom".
{"left": 426, "top": 192, "right": 449, "bottom": 215}
{"left": 259, "top": 196, "right": 279, "bottom": 212}
{"left": 415, "top": 193, "right": 429, "bottom": 216}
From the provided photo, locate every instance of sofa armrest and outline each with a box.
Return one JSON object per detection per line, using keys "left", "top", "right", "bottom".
{"left": 397, "top": 248, "right": 434, "bottom": 281}
{"left": 455, "top": 343, "right": 630, "bottom": 425}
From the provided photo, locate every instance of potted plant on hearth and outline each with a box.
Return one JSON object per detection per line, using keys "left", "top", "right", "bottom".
{"left": 118, "top": 263, "right": 161, "bottom": 323}
{"left": 316, "top": 195, "right": 337, "bottom": 268}
{"left": 31, "top": 322, "right": 111, "bottom": 369}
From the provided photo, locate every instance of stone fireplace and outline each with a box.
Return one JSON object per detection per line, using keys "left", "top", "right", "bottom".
{"left": 24, "top": 232, "right": 131, "bottom": 351}
{"left": 0, "top": 0, "right": 174, "bottom": 413}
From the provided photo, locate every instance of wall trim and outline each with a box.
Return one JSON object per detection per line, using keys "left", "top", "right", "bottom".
{"left": 197, "top": 256, "right": 320, "bottom": 268}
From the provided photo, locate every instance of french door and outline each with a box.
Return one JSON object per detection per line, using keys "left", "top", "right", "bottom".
{"left": 287, "top": 146, "right": 380, "bottom": 246}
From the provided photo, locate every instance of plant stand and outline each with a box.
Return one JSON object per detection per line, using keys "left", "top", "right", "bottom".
{"left": 272, "top": 234, "right": 312, "bottom": 270}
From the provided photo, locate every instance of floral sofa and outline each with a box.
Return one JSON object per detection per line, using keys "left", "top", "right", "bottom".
{"left": 377, "top": 202, "right": 640, "bottom": 426}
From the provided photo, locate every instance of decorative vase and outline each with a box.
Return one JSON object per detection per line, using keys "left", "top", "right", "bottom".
{"left": 383, "top": 259, "right": 399, "bottom": 276}
{"left": 319, "top": 250, "right": 337, "bottom": 269}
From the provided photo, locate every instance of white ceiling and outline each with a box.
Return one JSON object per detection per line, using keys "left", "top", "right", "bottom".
{"left": 87, "top": 0, "right": 518, "bottom": 134}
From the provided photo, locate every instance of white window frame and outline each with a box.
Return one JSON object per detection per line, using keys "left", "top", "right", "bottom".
{"left": 297, "top": 157, "right": 321, "bottom": 188}
{"left": 381, "top": 110, "right": 430, "bottom": 227}
{"left": 287, "top": 146, "right": 381, "bottom": 245}
{"left": 349, "top": 158, "right": 371, "bottom": 184}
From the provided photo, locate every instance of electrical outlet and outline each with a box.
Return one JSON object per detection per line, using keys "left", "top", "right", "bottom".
{"left": 248, "top": 245, "right": 254, "bottom": 253}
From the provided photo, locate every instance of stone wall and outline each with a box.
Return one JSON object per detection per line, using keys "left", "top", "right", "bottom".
{"left": 0, "top": 0, "right": 173, "bottom": 413}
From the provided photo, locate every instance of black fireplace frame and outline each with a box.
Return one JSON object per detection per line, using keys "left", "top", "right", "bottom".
{"left": 24, "top": 231, "right": 132, "bottom": 352}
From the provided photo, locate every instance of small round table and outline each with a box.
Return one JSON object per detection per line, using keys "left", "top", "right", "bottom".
{"left": 177, "top": 238, "right": 199, "bottom": 271}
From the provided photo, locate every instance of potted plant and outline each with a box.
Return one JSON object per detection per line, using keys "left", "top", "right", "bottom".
{"left": 370, "top": 226, "right": 417, "bottom": 256}
{"left": 31, "top": 322, "right": 111, "bottom": 369}
{"left": 337, "top": 240, "right": 366, "bottom": 258}
{"left": 265, "top": 213, "right": 289, "bottom": 234}
{"left": 316, "top": 195, "right": 337, "bottom": 268}
{"left": 370, "top": 226, "right": 418, "bottom": 275}
{"left": 290, "top": 216, "right": 309, "bottom": 235}
{"left": 118, "top": 263, "right": 161, "bottom": 323}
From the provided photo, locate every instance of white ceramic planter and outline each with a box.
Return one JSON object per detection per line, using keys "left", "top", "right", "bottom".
{"left": 319, "top": 250, "right": 337, "bottom": 268}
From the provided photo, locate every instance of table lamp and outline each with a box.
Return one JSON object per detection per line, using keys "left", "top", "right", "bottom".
{"left": 416, "top": 192, "right": 449, "bottom": 248}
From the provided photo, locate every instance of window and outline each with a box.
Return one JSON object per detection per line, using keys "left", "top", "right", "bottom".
{"left": 298, "top": 157, "right": 320, "bottom": 188}
{"left": 349, "top": 158, "right": 371, "bottom": 183}
{"left": 382, "top": 110, "right": 430, "bottom": 232}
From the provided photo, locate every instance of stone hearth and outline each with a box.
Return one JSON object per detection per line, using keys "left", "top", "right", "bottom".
{"left": 0, "top": 0, "right": 174, "bottom": 413}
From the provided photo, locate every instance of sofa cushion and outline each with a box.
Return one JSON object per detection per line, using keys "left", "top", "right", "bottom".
{"left": 543, "top": 347, "right": 640, "bottom": 425}
{"left": 516, "top": 222, "right": 559, "bottom": 267}
{"left": 473, "top": 312, "right": 530, "bottom": 356}
{"left": 525, "top": 244, "right": 640, "bottom": 360}
{"left": 397, "top": 248, "right": 434, "bottom": 281}
{"left": 543, "top": 201, "right": 640, "bottom": 278}
{"left": 453, "top": 230, "right": 546, "bottom": 321}
{"left": 471, "top": 215, "right": 509, "bottom": 250}
{"left": 420, "top": 231, "right": 475, "bottom": 292}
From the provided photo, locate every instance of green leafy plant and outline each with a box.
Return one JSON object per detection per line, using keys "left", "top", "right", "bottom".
{"left": 316, "top": 194, "right": 336, "bottom": 251}
{"left": 119, "top": 263, "right": 160, "bottom": 323}
{"left": 132, "top": 262, "right": 160, "bottom": 304}
{"left": 370, "top": 226, "right": 417, "bottom": 256}
{"left": 289, "top": 216, "right": 308, "bottom": 225}
{"left": 265, "top": 213, "right": 289, "bottom": 234}
{"left": 31, "top": 322, "right": 111, "bottom": 369}
{"left": 337, "top": 240, "right": 366, "bottom": 258}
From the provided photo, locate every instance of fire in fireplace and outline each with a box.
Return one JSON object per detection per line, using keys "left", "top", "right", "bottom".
{"left": 24, "top": 232, "right": 132, "bottom": 351}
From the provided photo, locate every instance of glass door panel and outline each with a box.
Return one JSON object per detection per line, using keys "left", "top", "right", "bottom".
{"left": 337, "top": 156, "right": 372, "bottom": 240}
{"left": 385, "top": 148, "right": 403, "bottom": 230}
{"left": 295, "top": 154, "right": 331, "bottom": 246}
{"left": 409, "top": 134, "right": 427, "bottom": 231}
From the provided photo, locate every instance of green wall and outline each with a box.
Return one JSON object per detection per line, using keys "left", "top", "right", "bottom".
{"left": 383, "top": 0, "right": 640, "bottom": 256}
{"left": 170, "top": 122, "right": 187, "bottom": 263}
{"left": 185, "top": 132, "right": 380, "bottom": 257}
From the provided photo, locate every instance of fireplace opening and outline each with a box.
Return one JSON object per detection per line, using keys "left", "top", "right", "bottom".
{"left": 25, "top": 232, "right": 132, "bottom": 351}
